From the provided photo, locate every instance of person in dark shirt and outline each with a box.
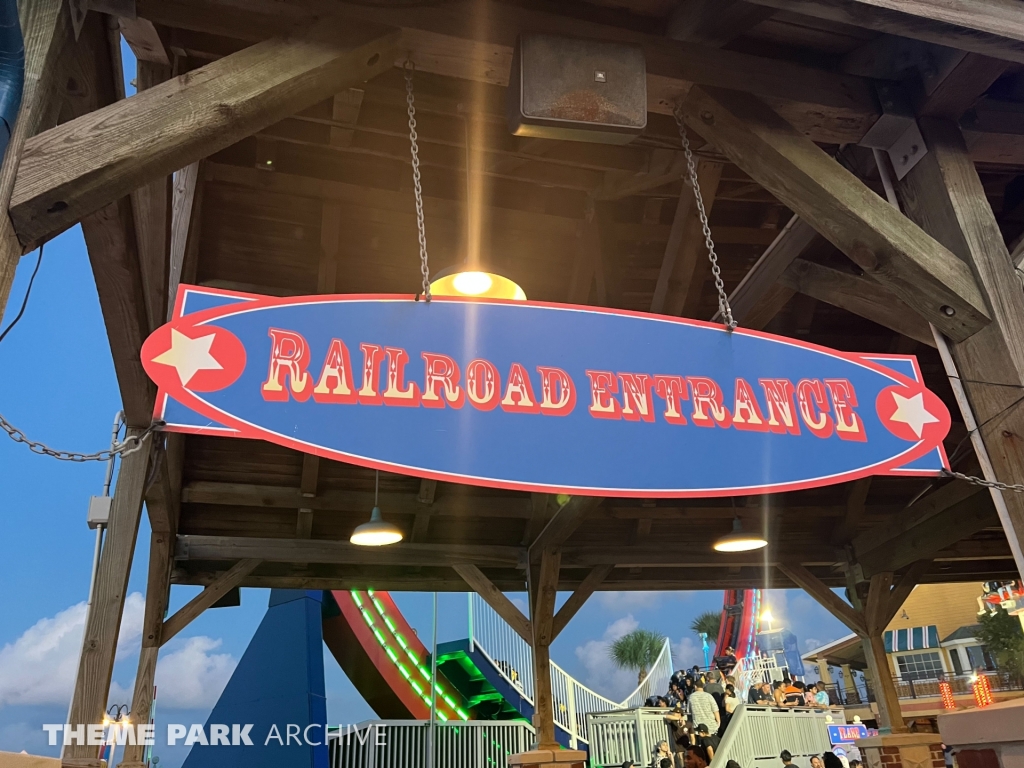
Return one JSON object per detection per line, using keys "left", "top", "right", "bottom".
{"left": 716, "top": 646, "right": 739, "bottom": 676}
{"left": 693, "top": 724, "right": 721, "bottom": 763}
{"left": 748, "top": 681, "right": 772, "bottom": 705}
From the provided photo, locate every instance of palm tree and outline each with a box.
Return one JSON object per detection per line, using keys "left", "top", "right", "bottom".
{"left": 609, "top": 629, "right": 667, "bottom": 685}
{"left": 690, "top": 611, "right": 721, "bottom": 645}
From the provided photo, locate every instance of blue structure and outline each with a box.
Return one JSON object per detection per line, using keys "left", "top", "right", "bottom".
{"left": 181, "top": 590, "right": 328, "bottom": 768}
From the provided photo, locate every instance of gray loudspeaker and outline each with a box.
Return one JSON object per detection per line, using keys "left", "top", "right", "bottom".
{"left": 507, "top": 33, "right": 647, "bottom": 145}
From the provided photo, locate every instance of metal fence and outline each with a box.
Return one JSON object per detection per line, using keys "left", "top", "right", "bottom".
{"left": 710, "top": 705, "right": 845, "bottom": 768}
{"left": 329, "top": 720, "right": 535, "bottom": 768}
{"left": 468, "top": 592, "right": 674, "bottom": 746}
{"left": 587, "top": 705, "right": 844, "bottom": 768}
{"left": 586, "top": 707, "right": 676, "bottom": 767}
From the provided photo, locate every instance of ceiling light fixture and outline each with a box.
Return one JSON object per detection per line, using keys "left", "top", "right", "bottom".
{"left": 713, "top": 517, "right": 768, "bottom": 552}
{"left": 429, "top": 265, "right": 527, "bottom": 301}
{"left": 350, "top": 470, "right": 403, "bottom": 547}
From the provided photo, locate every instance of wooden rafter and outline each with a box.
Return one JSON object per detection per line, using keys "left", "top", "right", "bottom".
{"left": 453, "top": 563, "right": 532, "bottom": 644}
{"left": 776, "top": 561, "right": 866, "bottom": 635}
{"left": 679, "top": 86, "right": 989, "bottom": 342}
{"left": 530, "top": 496, "right": 602, "bottom": 556}
{"left": 667, "top": 0, "right": 775, "bottom": 47}
{"left": 161, "top": 559, "right": 262, "bottom": 645}
{"left": 10, "top": 18, "right": 401, "bottom": 247}
{"left": 744, "top": 0, "right": 1024, "bottom": 64}
{"left": 551, "top": 565, "right": 613, "bottom": 641}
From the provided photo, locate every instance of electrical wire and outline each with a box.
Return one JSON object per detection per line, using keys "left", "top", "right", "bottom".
{"left": 0, "top": 242, "right": 43, "bottom": 344}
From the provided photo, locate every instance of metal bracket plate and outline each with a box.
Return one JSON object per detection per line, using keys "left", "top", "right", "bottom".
{"left": 857, "top": 82, "right": 928, "bottom": 181}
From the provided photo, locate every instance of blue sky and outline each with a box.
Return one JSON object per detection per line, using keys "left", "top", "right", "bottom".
{"left": 0, "top": 37, "right": 850, "bottom": 767}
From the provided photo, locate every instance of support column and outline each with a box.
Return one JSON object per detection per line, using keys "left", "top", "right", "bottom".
{"left": 896, "top": 117, "right": 1024, "bottom": 579}
{"left": 511, "top": 547, "right": 586, "bottom": 768}
{"left": 64, "top": 433, "right": 150, "bottom": 761}
{"left": 530, "top": 547, "right": 560, "bottom": 751}
{"left": 119, "top": 532, "right": 174, "bottom": 767}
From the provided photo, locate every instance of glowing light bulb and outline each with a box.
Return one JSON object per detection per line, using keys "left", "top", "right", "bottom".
{"left": 452, "top": 271, "right": 493, "bottom": 295}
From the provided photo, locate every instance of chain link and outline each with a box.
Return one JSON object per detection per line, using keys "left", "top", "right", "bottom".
{"left": 941, "top": 468, "right": 1024, "bottom": 494}
{"left": 673, "top": 105, "right": 736, "bottom": 330}
{"left": 405, "top": 60, "right": 431, "bottom": 301}
{"left": 0, "top": 414, "right": 162, "bottom": 462}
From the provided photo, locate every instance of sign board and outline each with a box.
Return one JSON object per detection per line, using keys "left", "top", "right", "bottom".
{"left": 142, "top": 286, "right": 951, "bottom": 497}
{"left": 828, "top": 724, "right": 869, "bottom": 744}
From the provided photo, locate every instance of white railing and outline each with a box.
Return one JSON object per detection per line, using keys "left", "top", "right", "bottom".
{"left": 736, "top": 655, "right": 786, "bottom": 699}
{"left": 329, "top": 720, "right": 535, "bottom": 768}
{"left": 710, "top": 705, "right": 845, "bottom": 768}
{"left": 587, "top": 707, "right": 676, "bottom": 767}
{"left": 587, "top": 705, "right": 844, "bottom": 768}
{"left": 467, "top": 593, "right": 674, "bottom": 747}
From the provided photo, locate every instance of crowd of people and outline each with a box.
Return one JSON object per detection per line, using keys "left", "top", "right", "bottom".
{"left": 633, "top": 650, "right": 838, "bottom": 768}
{"left": 620, "top": 748, "right": 860, "bottom": 768}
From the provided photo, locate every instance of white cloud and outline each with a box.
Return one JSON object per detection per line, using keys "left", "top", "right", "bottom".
{"left": 672, "top": 636, "right": 706, "bottom": 670}
{"left": 574, "top": 615, "right": 642, "bottom": 703}
{"left": 154, "top": 637, "right": 236, "bottom": 709}
{"left": 804, "top": 637, "right": 822, "bottom": 652}
{"left": 0, "top": 593, "right": 144, "bottom": 708}
{"left": 0, "top": 595, "right": 234, "bottom": 712}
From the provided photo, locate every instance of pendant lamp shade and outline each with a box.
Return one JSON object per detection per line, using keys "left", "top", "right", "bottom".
{"left": 712, "top": 517, "right": 767, "bottom": 552}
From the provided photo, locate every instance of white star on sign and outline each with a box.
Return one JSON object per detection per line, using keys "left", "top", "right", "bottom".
{"left": 151, "top": 328, "right": 222, "bottom": 387}
{"left": 889, "top": 391, "right": 939, "bottom": 439}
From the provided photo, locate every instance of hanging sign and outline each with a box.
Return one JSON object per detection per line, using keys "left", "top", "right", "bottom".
{"left": 142, "top": 286, "right": 950, "bottom": 498}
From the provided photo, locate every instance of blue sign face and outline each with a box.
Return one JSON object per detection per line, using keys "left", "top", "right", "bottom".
{"left": 828, "top": 724, "right": 868, "bottom": 743}
{"left": 142, "top": 286, "right": 950, "bottom": 497}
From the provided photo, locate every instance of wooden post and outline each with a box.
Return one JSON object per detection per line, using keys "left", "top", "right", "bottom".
{"left": 529, "top": 547, "right": 561, "bottom": 750}
{"left": 896, "top": 117, "right": 1024, "bottom": 579}
{"left": 0, "top": 0, "right": 68, "bottom": 317}
{"left": 119, "top": 532, "right": 174, "bottom": 767}
{"left": 65, "top": 432, "right": 150, "bottom": 760}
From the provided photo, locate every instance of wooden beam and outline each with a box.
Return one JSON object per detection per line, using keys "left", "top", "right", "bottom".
{"left": 667, "top": 0, "right": 774, "bottom": 48}
{"left": 118, "top": 16, "right": 170, "bottom": 65}
{"left": 168, "top": 161, "right": 201, "bottom": 311}
{"left": 721, "top": 216, "right": 819, "bottom": 324}
{"left": 120, "top": 532, "right": 174, "bottom": 765}
{"left": 851, "top": 480, "right": 983, "bottom": 559}
{"left": 567, "top": 203, "right": 601, "bottom": 304}
{"left": 81, "top": 198, "right": 155, "bottom": 426}
{"left": 182, "top": 480, "right": 532, "bottom": 518}
{"left": 599, "top": 150, "right": 687, "bottom": 202}
{"left": 529, "top": 547, "right": 561, "bottom": 749}
{"left": 833, "top": 477, "right": 872, "bottom": 545}
{"left": 854, "top": 486, "right": 995, "bottom": 577}
{"left": 0, "top": 0, "right": 68, "bottom": 323}
{"left": 551, "top": 565, "right": 612, "bottom": 641}
{"left": 452, "top": 563, "right": 532, "bottom": 644}
{"left": 137, "top": 0, "right": 884, "bottom": 146}
{"left": 897, "top": 117, "right": 1024, "bottom": 576}
{"left": 65, "top": 431, "right": 150, "bottom": 760}
{"left": 530, "top": 496, "right": 602, "bottom": 555}
{"left": 864, "top": 571, "right": 894, "bottom": 636}
{"left": 522, "top": 493, "right": 552, "bottom": 546}
{"left": 883, "top": 559, "right": 931, "bottom": 624}
{"left": 651, "top": 160, "right": 724, "bottom": 316}
{"left": 300, "top": 453, "right": 319, "bottom": 497}
{"left": 161, "top": 559, "right": 261, "bottom": 645}
{"left": 411, "top": 479, "right": 436, "bottom": 543}
{"left": 776, "top": 561, "right": 866, "bottom": 635}
{"left": 680, "top": 86, "right": 989, "bottom": 342}
{"left": 10, "top": 19, "right": 400, "bottom": 247}
{"left": 130, "top": 60, "right": 173, "bottom": 333}
{"left": 744, "top": 0, "right": 1024, "bottom": 65}
{"left": 918, "top": 53, "right": 1008, "bottom": 119}
{"left": 779, "top": 259, "right": 936, "bottom": 346}
{"left": 176, "top": 535, "right": 523, "bottom": 568}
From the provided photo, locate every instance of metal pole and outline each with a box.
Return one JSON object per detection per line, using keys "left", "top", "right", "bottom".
{"left": 63, "top": 411, "right": 124, "bottom": 757}
{"left": 427, "top": 591, "right": 439, "bottom": 768}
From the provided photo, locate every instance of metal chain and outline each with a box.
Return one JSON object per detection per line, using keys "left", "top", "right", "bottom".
{"left": 0, "top": 414, "right": 162, "bottom": 462}
{"left": 941, "top": 468, "right": 1024, "bottom": 493}
{"left": 673, "top": 105, "right": 736, "bottom": 330}
{"left": 405, "top": 60, "right": 431, "bottom": 301}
